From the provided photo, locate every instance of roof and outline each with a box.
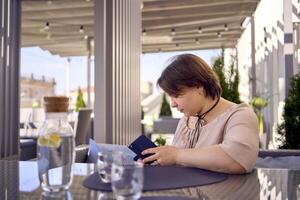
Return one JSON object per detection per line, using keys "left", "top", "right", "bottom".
{"left": 21, "top": 0, "right": 260, "bottom": 57}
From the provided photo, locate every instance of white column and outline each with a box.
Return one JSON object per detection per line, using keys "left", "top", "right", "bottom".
{"left": 87, "top": 37, "right": 92, "bottom": 107}
{"left": 283, "top": 0, "right": 294, "bottom": 97}
{"left": 0, "top": 0, "right": 21, "bottom": 159}
{"left": 94, "top": 0, "right": 141, "bottom": 144}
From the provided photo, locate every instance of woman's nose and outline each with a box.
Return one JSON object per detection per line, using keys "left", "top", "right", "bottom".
{"left": 170, "top": 98, "right": 177, "bottom": 107}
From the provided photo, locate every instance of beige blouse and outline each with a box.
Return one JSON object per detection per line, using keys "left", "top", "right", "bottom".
{"left": 172, "top": 103, "right": 259, "bottom": 172}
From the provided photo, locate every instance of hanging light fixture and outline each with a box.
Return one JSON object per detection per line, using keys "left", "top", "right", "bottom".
{"left": 195, "top": 38, "right": 199, "bottom": 44}
{"left": 45, "top": 22, "right": 50, "bottom": 30}
{"left": 217, "top": 32, "right": 222, "bottom": 38}
{"left": 198, "top": 27, "right": 202, "bottom": 34}
{"left": 142, "top": 29, "right": 147, "bottom": 36}
{"left": 224, "top": 24, "right": 228, "bottom": 31}
{"left": 171, "top": 28, "right": 176, "bottom": 36}
{"left": 79, "top": 25, "right": 84, "bottom": 33}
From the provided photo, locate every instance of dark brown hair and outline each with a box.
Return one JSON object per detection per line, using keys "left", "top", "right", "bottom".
{"left": 157, "top": 54, "right": 221, "bottom": 99}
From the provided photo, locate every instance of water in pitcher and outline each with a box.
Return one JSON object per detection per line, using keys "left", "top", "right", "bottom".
{"left": 38, "top": 133, "right": 75, "bottom": 192}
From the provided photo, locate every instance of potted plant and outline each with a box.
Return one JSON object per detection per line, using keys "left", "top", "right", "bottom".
{"left": 154, "top": 135, "right": 167, "bottom": 146}
{"left": 250, "top": 96, "right": 268, "bottom": 134}
{"left": 277, "top": 73, "right": 300, "bottom": 149}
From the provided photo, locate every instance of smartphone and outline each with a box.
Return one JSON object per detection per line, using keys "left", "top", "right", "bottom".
{"left": 128, "top": 135, "right": 157, "bottom": 163}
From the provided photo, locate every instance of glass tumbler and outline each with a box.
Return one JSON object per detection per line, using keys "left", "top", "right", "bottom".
{"left": 111, "top": 161, "right": 144, "bottom": 200}
{"left": 97, "top": 151, "right": 123, "bottom": 183}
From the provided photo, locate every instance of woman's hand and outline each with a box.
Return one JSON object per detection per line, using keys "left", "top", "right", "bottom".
{"left": 141, "top": 145, "right": 179, "bottom": 166}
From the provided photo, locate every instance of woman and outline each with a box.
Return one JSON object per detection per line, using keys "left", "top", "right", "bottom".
{"left": 142, "top": 54, "right": 259, "bottom": 174}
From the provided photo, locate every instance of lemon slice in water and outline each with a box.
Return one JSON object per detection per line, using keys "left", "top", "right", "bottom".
{"left": 38, "top": 133, "right": 62, "bottom": 148}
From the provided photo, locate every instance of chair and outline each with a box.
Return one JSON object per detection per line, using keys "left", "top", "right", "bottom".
{"left": 74, "top": 108, "right": 93, "bottom": 146}
{"left": 256, "top": 149, "right": 300, "bottom": 169}
{"left": 258, "top": 149, "right": 300, "bottom": 158}
{"left": 20, "top": 139, "right": 37, "bottom": 161}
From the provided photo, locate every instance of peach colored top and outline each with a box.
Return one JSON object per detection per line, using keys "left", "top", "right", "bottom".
{"left": 172, "top": 103, "right": 259, "bottom": 172}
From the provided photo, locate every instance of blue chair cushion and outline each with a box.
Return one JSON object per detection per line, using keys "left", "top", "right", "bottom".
{"left": 87, "top": 139, "right": 135, "bottom": 163}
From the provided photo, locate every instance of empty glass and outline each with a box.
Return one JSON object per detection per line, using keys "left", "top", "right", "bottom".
{"left": 97, "top": 151, "right": 123, "bottom": 183}
{"left": 111, "top": 161, "right": 144, "bottom": 200}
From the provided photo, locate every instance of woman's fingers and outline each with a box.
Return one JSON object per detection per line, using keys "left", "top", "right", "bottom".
{"left": 142, "top": 147, "right": 157, "bottom": 155}
{"left": 142, "top": 153, "right": 159, "bottom": 164}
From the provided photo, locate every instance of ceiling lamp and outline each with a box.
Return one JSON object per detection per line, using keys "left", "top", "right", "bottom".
{"left": 142, "top": 29, "right": 147, "bottom": 36}
{"left": 224, "top": 24, "right": 228, "bottom": 31}
{"left": 198, "top": 27, "right": 202, "bottom": 34}
{"left": 195, "top": 38, "right": 199, "bottom": 44}
{"left": 217, "top": 32, "right": 222, "bottom": 38}
{"left": 45, "top": 22, "right": 50, "bottom": 30}
{"left": 171, "top": 28, "right": 176, "bottom": 36}
{"left": 79, "top": 25, "right": 84, "bottom": 33}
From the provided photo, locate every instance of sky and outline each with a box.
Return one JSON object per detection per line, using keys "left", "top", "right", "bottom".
{"left": 141, "top": 50, "right": 221, "bottom": 92}
{"left": 21, "top": 47, "right": 220, "bottom": 95}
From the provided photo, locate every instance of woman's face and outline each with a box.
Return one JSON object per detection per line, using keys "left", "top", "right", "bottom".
{"left": 169, "top": 87, "right": 204, "bottom": 117}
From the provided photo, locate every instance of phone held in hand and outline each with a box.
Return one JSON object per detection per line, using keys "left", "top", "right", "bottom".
{"left": 128, "top": 135, "right": 157, "bottom": 164}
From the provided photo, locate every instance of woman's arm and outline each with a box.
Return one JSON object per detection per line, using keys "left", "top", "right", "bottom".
{"left": 142, "top": 145, "right": 245, "bottom": 174}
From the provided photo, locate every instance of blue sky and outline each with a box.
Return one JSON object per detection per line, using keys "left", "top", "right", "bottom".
{"left": 141, "top": 50, "right": 220, "bottom": 92}
{"left": 21, "top": 47, "right": 220, "bottom": 94}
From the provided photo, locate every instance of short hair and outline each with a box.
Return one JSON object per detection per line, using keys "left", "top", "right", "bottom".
{"left": 157, "top": 54, "right": 221, "bottom": 99}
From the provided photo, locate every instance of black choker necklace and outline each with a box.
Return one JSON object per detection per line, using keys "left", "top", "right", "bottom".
{"left": 196, "top": 97, "right": 220, "bottom": 127}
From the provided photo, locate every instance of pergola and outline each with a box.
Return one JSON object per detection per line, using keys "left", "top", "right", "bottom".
{"left": 21, "top": 0, "right": 260, "bottom": 57}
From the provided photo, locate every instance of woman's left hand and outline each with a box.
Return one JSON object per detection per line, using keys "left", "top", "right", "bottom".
{"left": 141, "top": 145, "right": 179, "bottom": 166}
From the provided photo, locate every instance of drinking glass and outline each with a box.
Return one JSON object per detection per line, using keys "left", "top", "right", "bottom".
{"left": 97, "top": 151, "right": 123, "bottom": 183}
{"left": 111, "top": 161, "right": 144, "bottom": 200}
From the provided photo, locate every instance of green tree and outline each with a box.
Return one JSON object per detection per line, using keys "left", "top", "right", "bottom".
{"left": 212, "top": 49, "right": 241, "bottom": 103}
{"left": 277, "top": 73, "right": 300, "bottom": 149}
{"left": 159, "top": 93, "right": 172, "bottom": 117}
{"left": 75, "top": 87, "right": 86, "bottom": 112}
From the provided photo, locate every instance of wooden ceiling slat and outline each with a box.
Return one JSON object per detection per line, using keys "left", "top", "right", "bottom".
{"left": 142, "top": 2, "right": 257, "bottom": 18}
{"left": 21, "top": 0, "right": 259, "bottom": 56}
{"left": 22, "top": 0, "right": 93, "bottom": 12}
{"left": 143, "top": 0, "right": 258, "bottom": 12}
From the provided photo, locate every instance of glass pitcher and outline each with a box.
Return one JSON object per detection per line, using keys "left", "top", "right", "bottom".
{"left": 37, "top": 96, "right": 75, "bottom": 192}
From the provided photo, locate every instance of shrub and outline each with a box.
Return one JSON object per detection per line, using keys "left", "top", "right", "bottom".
{"left": 277, "top": 73, "right": 300, "bottom": 149}
{"left": 159, "top": 93, "right": 172, "bottom": 117}
{"left": 75, "top": 87, "right": 86, "bottom": 112}
{"left": 212, "top": 49, "right": 241, "bottom": 103}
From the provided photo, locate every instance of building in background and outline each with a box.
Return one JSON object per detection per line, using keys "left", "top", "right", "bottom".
{"left": 20, "top": 74, "right": 55, "bottom": 108}
{"left": 141, "top": 81, "right": 153, "bottom": 101}
{"left": 224, "top": 0, "right": 300, "bottom": 148}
